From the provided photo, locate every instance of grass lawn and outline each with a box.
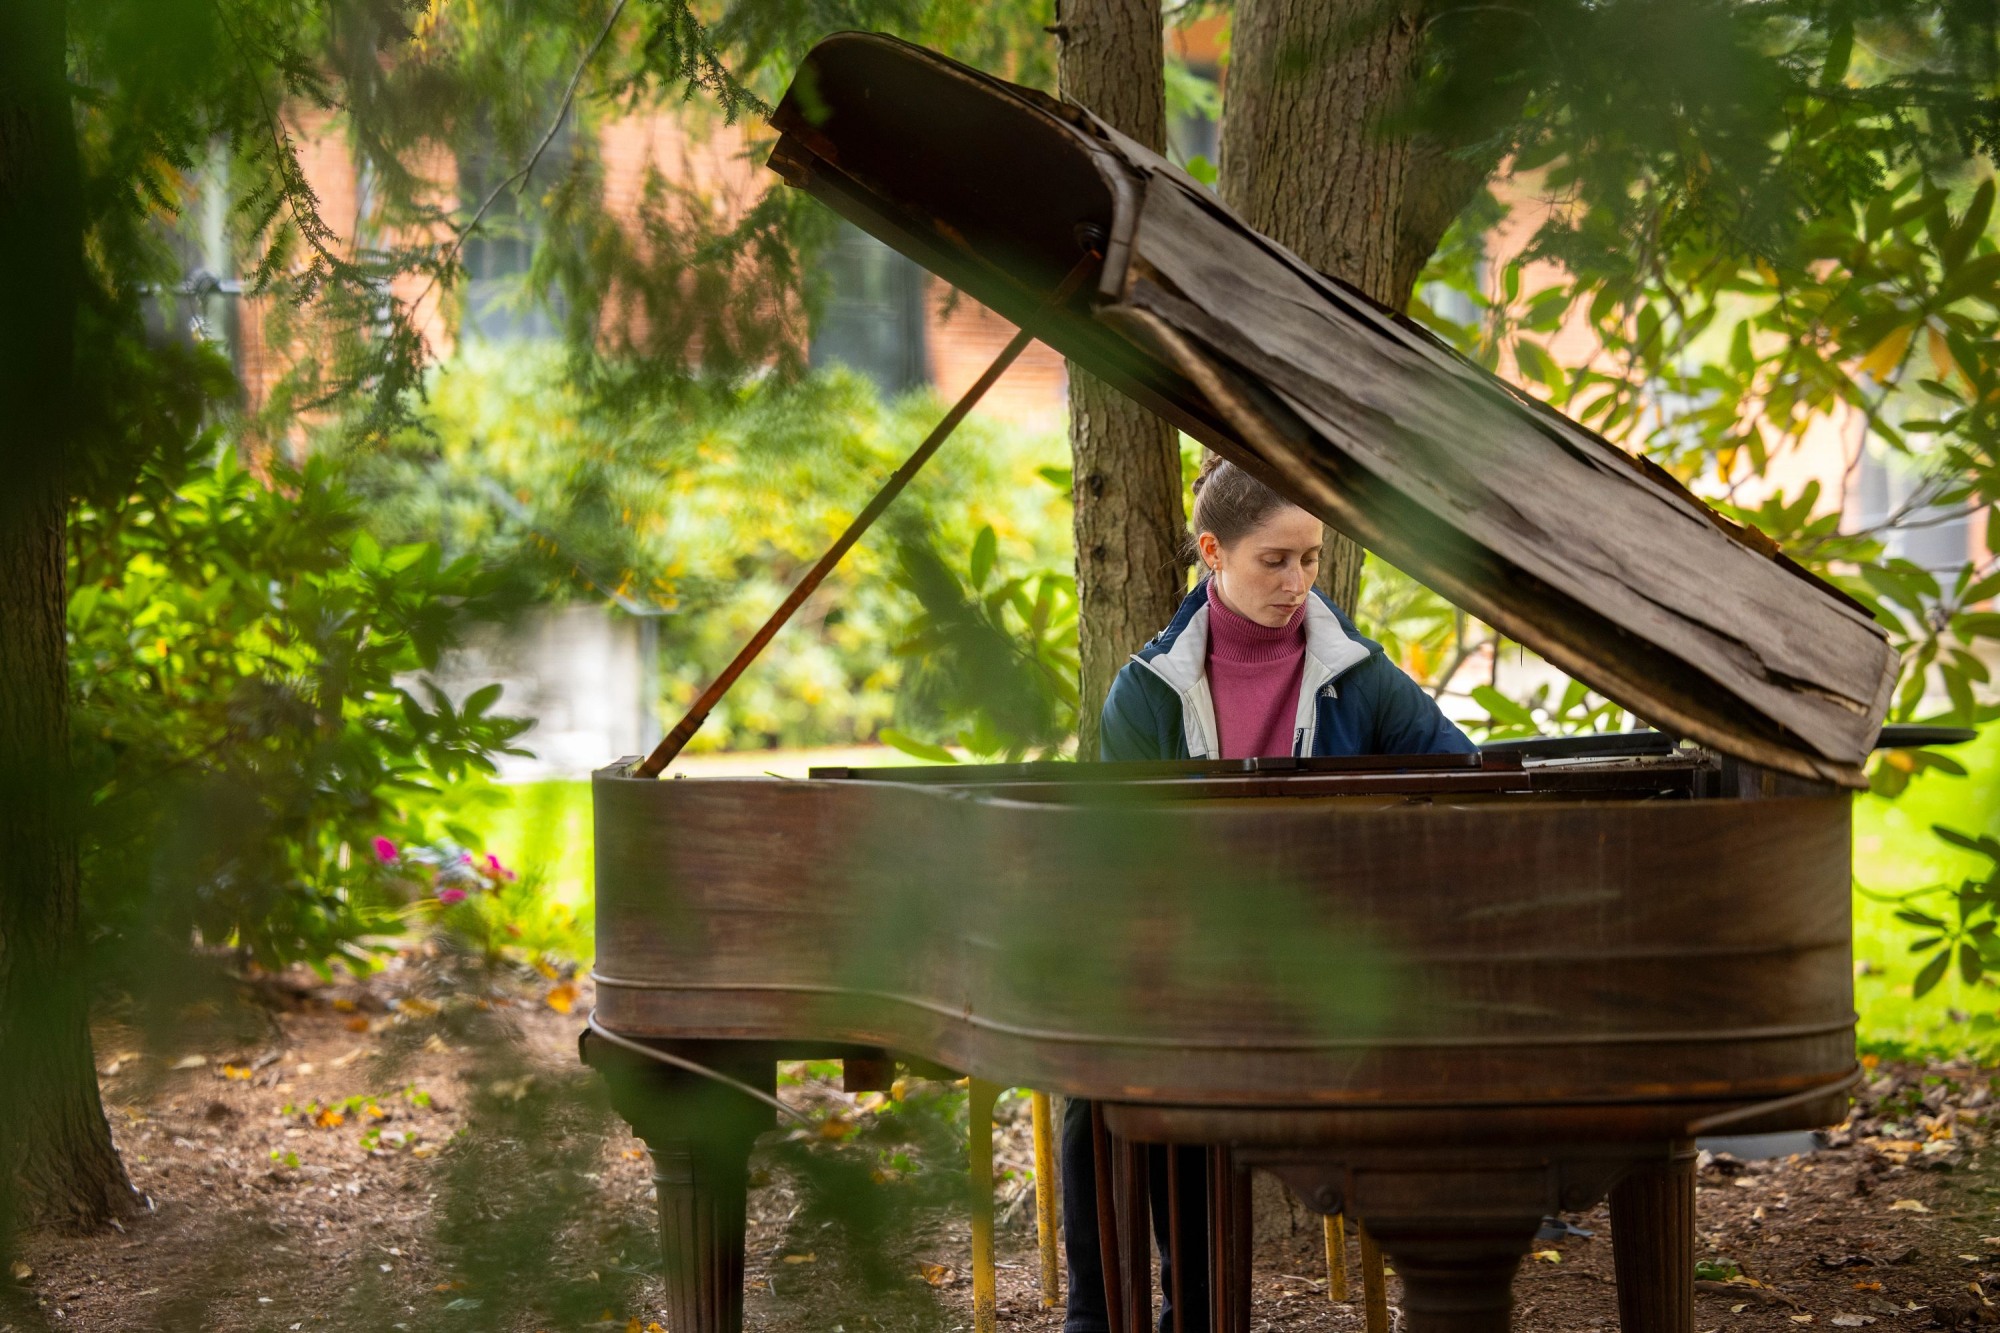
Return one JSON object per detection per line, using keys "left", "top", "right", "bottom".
{"left": 461, "top": 737, "right": 1999, "bottom": 1055}
{"left": 1852, "top": 725, "right": 1999, "bottom": 1054}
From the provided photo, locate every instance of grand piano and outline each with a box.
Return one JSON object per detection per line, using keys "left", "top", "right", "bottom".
{"left": 582, "top": 32, "right": 1911, "bottom": 1333}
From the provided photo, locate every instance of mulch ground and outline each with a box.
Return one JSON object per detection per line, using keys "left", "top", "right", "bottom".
{"left": 5, "top": 950, "right": 1998, "bottom": 1332}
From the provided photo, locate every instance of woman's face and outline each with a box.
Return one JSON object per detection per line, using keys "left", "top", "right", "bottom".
{"left": 1198, "top": 506, "right": 1323, "bottom": 627}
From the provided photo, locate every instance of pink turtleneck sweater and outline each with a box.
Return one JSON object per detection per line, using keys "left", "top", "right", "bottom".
{"left": 1205, "top": 579, "right": 1308, "bottom": 760}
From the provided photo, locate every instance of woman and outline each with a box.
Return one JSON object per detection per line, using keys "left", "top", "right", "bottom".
{"left": 1060, "top": 455, "right": 1474, "bottom": 1333}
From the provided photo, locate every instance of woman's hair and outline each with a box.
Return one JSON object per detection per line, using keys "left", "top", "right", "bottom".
{"left": 1189, "top": 453, "right": 1297, "bottom": 551}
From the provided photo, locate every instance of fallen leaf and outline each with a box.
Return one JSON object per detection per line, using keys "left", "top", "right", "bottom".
{"left": 171, "top": 1054, "right": 207, "bottom": 1070}
{"left": 314, "top": 1108, "right": 346, "bottom": 1129}
{"left": 919, "top": 1262, "right": 955, "bottom": 1287}
{"left": 544, "top": 982, "right": 578, "bottom": 1015}
{"left": 398, "top": 996, "right": 440, "bottom": 1018}
{"left": 1852, "top": 1281, "right": 1883, "bottom": 1292}
{"left": 1789, "top": 1316, "right": 1813, "bottom": 1325}
{"left": 625, "top": 1319, "right": 643, "bottom": 1333}
{"left": 1531, "top": 1249, "right": 1561, "bottom": 1263}
{"left": 1889, "top": 1199, "right": 1931, "bottom": 1213}
{"left": 344, "top": 1017, "right": 371, "bottom": 1033}
{"left": 422, "top": 1034, "right": 452, "bottom": 1055}
{"left": 9, "top": 1260, "right": 31, "bottom": 1282}
{"left": 220, "top": 1063, "right": 253, "bottom": 1081}
{"left": 331, "top": 998, "right": 357, "bottom": 1013}
{"left": 782, "top": 1253, "right": 816, "bottom": 1264}
{"left": 1829, "top": 1317, "right": 1875, "bottom": 1328}
{"left": 647, "top": 1324, "right": 666, "bottom": 1332}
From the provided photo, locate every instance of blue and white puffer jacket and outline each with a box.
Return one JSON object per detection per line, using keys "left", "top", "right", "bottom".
{"left": 1099, "top": 581, "right": 1476, "bottom": 762}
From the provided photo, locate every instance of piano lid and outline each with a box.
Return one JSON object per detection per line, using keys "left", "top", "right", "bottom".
{"left": 767, "top": 32, "right": 1898, "bottom": 788}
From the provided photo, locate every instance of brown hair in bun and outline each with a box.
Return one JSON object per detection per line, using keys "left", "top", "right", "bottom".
{"left": 1189, "top": 453, "right": 1297, "bottom": 552}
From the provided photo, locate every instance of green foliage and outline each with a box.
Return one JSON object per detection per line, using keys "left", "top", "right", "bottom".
{"left": 342, "top": 349, "right": 1074, "bottom": 752}
{"left": 1890, "top": 825, "right": 2000, "bottom": 999}
{"left": 884, "top": 522, "right": 1080, "bottom": 762}
{"left": 70, "top": 444, "right": 529, "bottom": 973}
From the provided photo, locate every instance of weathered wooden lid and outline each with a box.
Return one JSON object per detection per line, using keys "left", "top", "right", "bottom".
{"left": 768, "top": 32, "right": 1898, "bottom": 786}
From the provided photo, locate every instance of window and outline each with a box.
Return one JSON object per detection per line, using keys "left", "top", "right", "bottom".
{"left": 457, "top": 117, "right": 573, "bottom": 343}
{"left": 809, "top": 220, "right": 929, "bottom": 395}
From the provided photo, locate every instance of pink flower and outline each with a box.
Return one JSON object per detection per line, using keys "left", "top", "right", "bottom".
{"left": 372, "top": 837, "right": 398, "bottom": 863}
{"left": 437, "top": 887, "right": 468, "bottom": 906}
{"left": 484, "top": 853, "right": 515, "bottom": 881}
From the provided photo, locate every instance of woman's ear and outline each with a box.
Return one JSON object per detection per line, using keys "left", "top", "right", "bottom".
{"left": 1196, "top": 531, "right": 1221, "bottom": 572}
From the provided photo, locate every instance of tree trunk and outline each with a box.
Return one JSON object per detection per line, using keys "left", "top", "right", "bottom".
{"left": 0, "top": 0, "right": 136, "bottom": 1233}
{"left": 1057, "top": 0, "right": 1189, "bottom": 760}
{"left": 1217, "top": 0, "right": 1490, "bottom": 616}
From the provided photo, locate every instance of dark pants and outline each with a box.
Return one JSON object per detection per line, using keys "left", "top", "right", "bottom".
{"left": 1059, "top": 1097, "right": 1210, "bottom": 1333}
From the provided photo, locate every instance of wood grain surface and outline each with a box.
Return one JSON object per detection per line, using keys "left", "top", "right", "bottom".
{"left": 592, "top": 768, "right": 1854, "bottom": 1117}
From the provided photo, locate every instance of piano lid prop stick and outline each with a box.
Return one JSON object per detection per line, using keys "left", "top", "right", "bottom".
{"left": 969, "top": 1078, "right": 1001, "bottom": 1333}
{"left": 1323, "top": 1212, "right": 1348, "bottom": 1302}
{"left": 636, "top": 250, "right": 1102, "bottom": 778}
{"left": 1358, "top": 1222, "right": 1390, "bottom": 1333}
{"left": 1031, "top": 1091, "right": 1060, "bottom": 1306}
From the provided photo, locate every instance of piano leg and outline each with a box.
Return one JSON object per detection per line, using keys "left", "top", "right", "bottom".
{"left": 584, "top": 1037, "right": 775, "bottom": 1333}
{"left": 1609, "top": 1142, "right": 1697, "bottom": 1333}
{"left": 1363, "top": 1223, "right": 1538, "bottom": 1333}
{"left": 1205, "top": 1147, "right": 1252, "bottom": 1333}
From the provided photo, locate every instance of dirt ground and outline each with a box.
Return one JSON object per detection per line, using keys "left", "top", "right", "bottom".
{"left": 7, "top": 950, "right": 2000, "bottom": 1332}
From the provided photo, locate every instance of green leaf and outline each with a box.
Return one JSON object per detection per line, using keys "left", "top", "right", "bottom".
{"left": 1471, "top": 685, "right": 1536, "bottom": 728}
{"left": 969, "top": 525, "right": 997, "bottom": 592}
{"left": 1937, "top": 252, "right": 2000, "bottom": 306}
{"left": 1036, "top": 465, "right": 1073, "bottom": 493}
{"left": 876, "top": 728, "right": 958, "bottom": 764}
{"left": 1960, "top": 940, "right": 1984, "bottom": 985}
{"left": 1946, "top": 181, "right": 1995, "bottom": 272}
{"left": 1933, "top": 825, "right": 2000, "bottom": 861}
{"left": 463, "top": 682, "right": 503, "bottom": 718}
{"left": 1895, "top": 907, "right": 1947, "bottom": 930}
{"left": 1183, "top": 154, "right": 1218, "bottom": 188}
{"left": 1913, "top": 948, "right": 1951, "bottom": 998}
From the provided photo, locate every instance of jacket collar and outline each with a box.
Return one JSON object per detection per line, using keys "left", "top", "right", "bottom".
{"left": 1132, "top": 580, "right": 1379, "bottom": 759}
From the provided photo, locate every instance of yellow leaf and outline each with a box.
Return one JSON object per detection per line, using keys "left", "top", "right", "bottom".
{"left": 9, "top": 1260, "right": 32, "bottom": 1282}
{"left": 1888, "top": 1198, "right": 1930, "bottom": 1213}
{"left": 1859, "top": 324, "right": 1913, "bottom": 380}
{"left": 544, "top": 982, "right": 578, "bottom": 1015}
{"left": 221, "top": 1063, "right": 253, "bottom": 1081}
{"left": 782, "top": 1253, "right": 816, "bottom": 1264}
{"left": 647, "top": 1325, "right": 667, "bottom": 1333}
{"left": 345, "top": 1017, "right": 371, "bottom": 1033}
{"left": 1531, "top": 1249, "right": 1561, "bottom": 1263}
{"left": 1852, "top": 1280, "right": 1882, "bottom": 1291}
{"left": 1929, "top": 325, "right": 1963, "bottom": 385}
{"left": 331, "top": 998, "right": 358, "bottom": 1013}
{"left": 314, "top": 1108, "right": 346, "bottom": 1129}
{"left": 399, "top": 996, "right": 440, "bottom": 1018}
{"left": 919, "top": 1262, "right": 955, "bottom": 1286}
{"left": 625, "top": 1319, "right": 643, "bottom": 1333}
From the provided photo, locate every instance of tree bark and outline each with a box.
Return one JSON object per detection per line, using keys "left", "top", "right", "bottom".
{"left": 1057, "top": 0, "right": 1189, "bottom": 760}
{"left": 0, "top": 0, "right": 136, "bottom": 1234}
{"left": 1217, "top": 0, "right": 1488, "bottom": 616}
